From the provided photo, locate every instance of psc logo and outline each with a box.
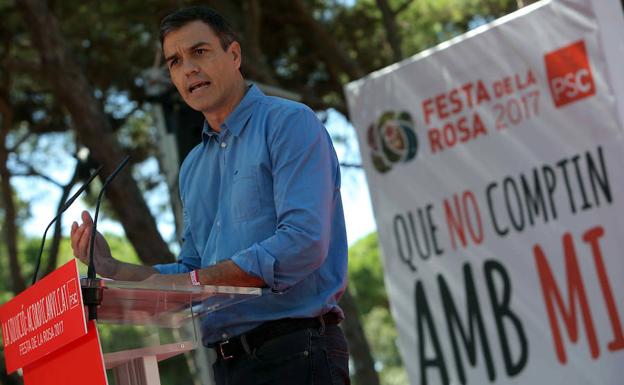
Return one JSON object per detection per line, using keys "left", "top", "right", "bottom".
{"left": 544, "top": 40, "right": 596, "bottom": 108}
{"left": 367, "top": 111, "right": 418, "bottom": 173}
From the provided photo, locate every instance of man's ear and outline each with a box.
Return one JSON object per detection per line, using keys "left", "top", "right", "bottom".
{"left": 229, "top": 41, "right": 242, "bottom": 69}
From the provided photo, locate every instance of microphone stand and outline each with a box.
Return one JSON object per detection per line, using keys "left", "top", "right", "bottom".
{"left": 84, "top": 155, "right": 131, "bottom": 321}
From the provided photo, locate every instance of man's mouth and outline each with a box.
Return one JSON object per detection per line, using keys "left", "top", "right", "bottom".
{"left": 189, "top": 81, "right": 211, "bottom": 93}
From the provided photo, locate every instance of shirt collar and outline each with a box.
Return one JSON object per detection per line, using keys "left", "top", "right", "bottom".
{"left": 201, "top": 84, "right": 264, "bottom": 143}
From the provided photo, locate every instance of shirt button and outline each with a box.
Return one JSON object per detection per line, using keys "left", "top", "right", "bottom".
{"left": 220, "top": 142, "right": 227, "bottom": 148}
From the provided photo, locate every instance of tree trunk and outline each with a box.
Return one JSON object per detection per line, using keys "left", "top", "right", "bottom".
{"left": 340, "top": 288, "right": 381, "bottom": 385}
{"left": 516, "top": 0, "right": 540, "bottom": 7}
{"left": 290, "top": 0, "right": 364, "bottom": 81}
{"left": 0, "top": 98, "right": 26, "bottom": 294}
{"left": 18, "top": 0, "right": 174, "bottom": 266}
{"left": 241, "top": 0, "right": 278, "bottom": 85}
{"left": 376, "top": 0, "right": 403, "bottom": 62}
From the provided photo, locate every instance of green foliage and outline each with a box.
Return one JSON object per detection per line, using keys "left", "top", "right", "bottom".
{"left": 348, "top": 232, "right": 407, "bottom": 385}
{"left": 364, "top": 307, "right": 402, "bottom": 367}
{"left": 330, "top": 0, "right": 517, "bottom": 80}
{"left": 348, "top": 232, "right": 388, "bottom": 314}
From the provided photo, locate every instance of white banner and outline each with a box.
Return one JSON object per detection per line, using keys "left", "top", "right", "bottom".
{"left": 345, "top": 1, "right": 624, "bottom": 384}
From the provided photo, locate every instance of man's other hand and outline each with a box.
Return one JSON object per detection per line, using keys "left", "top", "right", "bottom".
{"left": 70, "top": 210, "right": 117, "bottom": 278}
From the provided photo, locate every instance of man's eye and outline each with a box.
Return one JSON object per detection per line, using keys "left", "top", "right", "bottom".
{"left": 169, "top": 58, "right": 179, "bottom": 67}
{"left": 195, "top": 48, "right": 206, "bottom": 55}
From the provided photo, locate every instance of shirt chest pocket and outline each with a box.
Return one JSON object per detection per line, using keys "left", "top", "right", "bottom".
{"left": 231, "top": 170, "right": 261, "bottom": 222}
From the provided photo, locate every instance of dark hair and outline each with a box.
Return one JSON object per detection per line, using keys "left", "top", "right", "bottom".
{"left": 159, "top": 6, "right": 237, "bottom": 50}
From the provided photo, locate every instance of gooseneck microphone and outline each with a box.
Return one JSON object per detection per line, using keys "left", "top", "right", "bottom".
{"left": 31, "top": 164, "right": 103, "bottom": 286}
{"left": 86, "top": 155, "right": 130, "bottom": 321}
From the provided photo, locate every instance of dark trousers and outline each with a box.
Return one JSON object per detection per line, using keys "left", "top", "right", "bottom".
{"left": 212, "top": 324, "right": 350, "bottom": 385}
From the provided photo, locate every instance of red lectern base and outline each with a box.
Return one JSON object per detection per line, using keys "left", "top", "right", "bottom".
{"left": 22, "top": 320, "right": 107, "bottom": 385}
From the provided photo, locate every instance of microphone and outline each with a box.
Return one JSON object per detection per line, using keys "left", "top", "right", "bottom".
{"left": 85, "top": 155, "right": 130, "bottom": 320}
{"left": 31, "top": 164, "right": 103, "bottom": 285}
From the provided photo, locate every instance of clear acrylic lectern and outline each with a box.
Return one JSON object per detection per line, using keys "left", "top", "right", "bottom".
{"left": 81, "top": 278, "right": 261, "bottom": 385}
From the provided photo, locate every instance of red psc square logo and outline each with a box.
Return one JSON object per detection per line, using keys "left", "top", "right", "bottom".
{"left": 66, "top": 278, "right": 80, "bottom": 309}
{"left": 544, "top": 40, "right": 596, "bottom": 108}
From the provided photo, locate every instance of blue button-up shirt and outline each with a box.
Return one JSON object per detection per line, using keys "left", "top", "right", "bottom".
{"left": 154, "top": 85, "right": 348, "bottom": 344}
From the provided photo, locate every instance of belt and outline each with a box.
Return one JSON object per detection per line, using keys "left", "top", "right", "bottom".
{"left": 214, "top": 313, "right": 340, "bottom": 361}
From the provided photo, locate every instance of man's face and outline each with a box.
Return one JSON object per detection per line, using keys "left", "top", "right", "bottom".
{"left": 163, "top": 21, "right": 241, "bottom": 115}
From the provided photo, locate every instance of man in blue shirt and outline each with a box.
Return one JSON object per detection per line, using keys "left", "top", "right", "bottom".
{"left": 70, "top": 5, "right": 349, "bottom": 385}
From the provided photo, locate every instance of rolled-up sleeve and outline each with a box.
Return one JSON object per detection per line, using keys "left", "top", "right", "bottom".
{"left": 230, "top": 108, "right": 337, "bottom": 291}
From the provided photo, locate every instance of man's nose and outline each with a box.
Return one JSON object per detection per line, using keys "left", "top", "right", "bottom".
{"left": 182, "top": 59, "right": 200, "bottom": 76}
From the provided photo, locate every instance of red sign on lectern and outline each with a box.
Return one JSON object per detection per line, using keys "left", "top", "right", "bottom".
{"left": 0, "top": 259, "right": 87, "bottom": 373}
